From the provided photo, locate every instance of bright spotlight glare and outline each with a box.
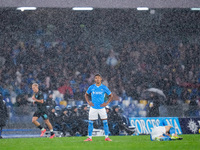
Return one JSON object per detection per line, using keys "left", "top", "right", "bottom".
{"left": 16, "top": 7, "right": 37, "bottom": 11}
{"left": 72, "top": 7, "right": 93, "bottom": 11}
{"left": 191, "top": 8, "right": 200, "bottom": 11}
{"left": 137, "top": 7, "right": 149, "bottom": 11}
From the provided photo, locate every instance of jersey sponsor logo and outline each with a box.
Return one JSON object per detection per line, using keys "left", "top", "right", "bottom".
{"left": 93, "top": 92, "right": 103, "bottom": 94}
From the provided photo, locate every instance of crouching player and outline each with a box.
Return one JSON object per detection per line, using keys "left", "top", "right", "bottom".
{"left": 150, "top": 119, "right": 183, "bottom": 141}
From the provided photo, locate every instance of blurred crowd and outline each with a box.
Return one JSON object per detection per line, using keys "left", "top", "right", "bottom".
{"left": 0, "top": 8, "right": 200, "bottom": 118}
{"left": 0, "top": 40, "right": 199, "bottom": 106}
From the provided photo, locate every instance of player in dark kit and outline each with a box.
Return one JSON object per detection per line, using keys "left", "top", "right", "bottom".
{"left": 32, "top": 83, "right": 55, "bottom": 138}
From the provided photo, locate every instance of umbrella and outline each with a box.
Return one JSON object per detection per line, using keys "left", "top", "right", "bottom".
{"left": 146, "top": 88, "right": 166, "bottom": 99}
{"left": 141, "top": 88, "right": 167, "bottom": 104}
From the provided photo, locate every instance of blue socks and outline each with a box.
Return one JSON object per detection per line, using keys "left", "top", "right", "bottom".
{"left": 88, "top": 120, "right": 109, "bottom": 139}
{"left": 169, "top": 127, "right": 176, "bottom": 135}
{"left": 103, "top": 120, "right": 109, "bottom": 137}
{"left": 150, "top": 135, "right": 153, "bottom": 141}
{"left": 88, "top": 120, "right": 94, "bottom": 137}
{"left": 160, "top": 136, "right": 171, "bottom": 141}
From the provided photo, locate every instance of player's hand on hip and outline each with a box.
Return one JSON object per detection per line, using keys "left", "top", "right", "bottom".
{"left": 88, "top": 101, "right": 94, "bottom": 106}
{"left": 101, "top": 102, "right": 108, "bottom": 107}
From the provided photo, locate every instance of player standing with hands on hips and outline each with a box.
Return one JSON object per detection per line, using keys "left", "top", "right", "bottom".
{"left": 84, "top": 74, "right": 113, "bottom": 141}
{"left": 32, "top": 83, "right": 55, "bottom": 138}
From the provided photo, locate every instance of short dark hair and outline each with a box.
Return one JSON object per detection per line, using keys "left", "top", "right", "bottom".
{"left": 95, "top": 73, "right": 102, "bottom": 77}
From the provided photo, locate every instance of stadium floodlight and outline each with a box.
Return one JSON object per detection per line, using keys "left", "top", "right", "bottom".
{"left": 137, "top": 7, "right": 149, "bottom": 11}
{"left": 72, "top": 7, "right": 93, "bottom": 11}
{"left": 191, "top": 8, "right": 200, "bottom": 11}
{"left": 16, "top": 7, "right": 37, "bottom": 11}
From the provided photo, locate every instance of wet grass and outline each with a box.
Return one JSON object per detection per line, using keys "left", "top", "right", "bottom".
{"left": 0, "top": 134, "right": 200, "bottom": 150}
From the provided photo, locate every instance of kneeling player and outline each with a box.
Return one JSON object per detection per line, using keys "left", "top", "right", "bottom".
{"left": 32, "top": 83, "right": 55, "bottom": 138}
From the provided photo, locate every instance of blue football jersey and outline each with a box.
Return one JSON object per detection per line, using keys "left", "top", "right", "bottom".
{"left": 86, "top": 84, "right": 111, "bottom": 109}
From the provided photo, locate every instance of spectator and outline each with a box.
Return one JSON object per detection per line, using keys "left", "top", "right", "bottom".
{"left": 58, "top": 81, "right": 73, "bottom": 100}
{"left": 78, "top": 104, "right": 89, "bottom": 136}
{"left": 106, "top": 50, "right": 118, "bottom": 67}
{"left": 0, "top": 93, "right": 8, "bottom": 139}
{"left": 69, "top": 106, "right": 80, "bottom": 136}
{"left": 147, "top": 93, "right": 160, "bottom": 117}
{"left": 60, "top": 108, "right": 71, "bottom": 136}
{"left": 46, "top": 90, "right": 56, "bottom": 108}
{"left": 109, "top": 105, "right": 134, "bottom": 135}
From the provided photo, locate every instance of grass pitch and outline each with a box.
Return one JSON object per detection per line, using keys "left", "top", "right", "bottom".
{"left": 0, "top": 134, "right": 199, "bottom": 150}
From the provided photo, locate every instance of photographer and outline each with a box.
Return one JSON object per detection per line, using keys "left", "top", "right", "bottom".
{"left": 78, "top": 104, "right": 89, "bottom": 136}
{"left": 109, "top": 105, "right": 134, "bottom": 135}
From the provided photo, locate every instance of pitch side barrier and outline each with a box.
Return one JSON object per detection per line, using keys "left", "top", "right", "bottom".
{"left": 179, "top": 118, "right": 200, "bottom": 134}
{"left": 129, "top": 117, "right": 183, "bottom": 135}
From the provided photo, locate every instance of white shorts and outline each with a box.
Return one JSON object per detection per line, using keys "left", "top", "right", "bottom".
{"left": 89, "top": 107, "right": 107, "bottom": 120}
{"left": 150, "top": 126, "right": 166, "bottom": 140}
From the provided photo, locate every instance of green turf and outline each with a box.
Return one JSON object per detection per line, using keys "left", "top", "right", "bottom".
{"left": 0, "top": 135, "right": 200, "bottom": 150}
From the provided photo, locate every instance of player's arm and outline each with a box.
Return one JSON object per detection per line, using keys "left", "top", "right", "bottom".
{"left": 107, "top": 93, "right": 113, "bottom": 104}
{"left": 85, "top": 92, "right": 94, "bottom": 106}
{"left": 32, "top": 95, "right": 44, "bottom": 104}
{"left": 101, "top": 93, "right": 113, "bottom": 107}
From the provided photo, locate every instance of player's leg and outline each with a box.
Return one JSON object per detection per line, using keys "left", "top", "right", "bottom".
{"left": 154, "top": 135, "right": 172, "bottom": 141}
{"left": 32, "top": 116, "right": 46, "bottom": 136}
{"left": 32, "top": 111, "right": 47, "bottom": 137}
{"left": 84, "top": 107, "right": 98, "bottom": 141}
{"left": 32, "top": 116, "right": 40, "bottom": 126}
{"left": 44, "top": 119, "right": 55, "bottom": 138}
{"left": 42, "top": 112, "right": 55, "bottom": 138}
{"left": 99, "top": 108, "right": 112, "bottom": 141}
{"left": 165, "top": 126, "right": 183, "bottom": 140}
{"left": 87, "top": 120, "right": 94, "bottom": 139}
{"left": 32, "top": 111, "right": 41, "bottom": 127}
{"left": 102, "top": 119, "right": 112, "bottom": 141}
{"left": 165, "top": 126, "right": 176, "bottom": 136}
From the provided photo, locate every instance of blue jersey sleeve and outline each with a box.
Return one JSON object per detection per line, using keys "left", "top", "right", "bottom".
{"left": 86, "top": 85, "right": 93, "bottom": 94}
{"left": 104, "top": 86, "right": 111, "bottom": 95}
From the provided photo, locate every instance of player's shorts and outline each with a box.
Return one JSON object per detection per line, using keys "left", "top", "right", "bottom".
{"left": 89, "top": 107, "right": 107, "bottom": 120}
{"left": 33, "top": 110, "right": 48, "bottom": 120}
{"left": 150, "top": 126, "right": 166, "bottom": 141}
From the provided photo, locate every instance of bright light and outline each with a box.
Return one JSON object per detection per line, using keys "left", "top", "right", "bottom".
{"left": 191, "top": 8, "right": 200, "bottom": 11}
{"left": 16, "top": 7, "right": 37, "bottom": 11}
{"left": 137, "top": 7, "right": 149, "bottom": 11}
{"left": 150, "top": 9, "right": 155, "bottom": 14}
{"left": 72, "top": 7, "right": 93, "bottom": 11}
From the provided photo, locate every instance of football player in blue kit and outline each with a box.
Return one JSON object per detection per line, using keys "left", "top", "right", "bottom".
{"left": 84, "top": 74, "right": 113, "bottom": 141}
{"left": 150, "top": 119, "right": 183, "bottom": 141}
